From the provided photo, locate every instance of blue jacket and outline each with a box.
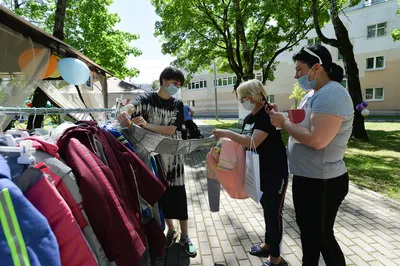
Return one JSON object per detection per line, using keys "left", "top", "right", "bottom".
{"left": 0, "top": 155, "right": 61, "bottom": 266}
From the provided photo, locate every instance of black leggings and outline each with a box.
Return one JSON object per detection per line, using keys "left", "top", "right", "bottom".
{"left": 293, "top": 172, "right": 349, "bottom": 266}
{"left": 260, "top": 175, "right": 288, "bottom": 258}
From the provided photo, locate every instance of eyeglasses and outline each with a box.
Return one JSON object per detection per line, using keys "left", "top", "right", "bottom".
{"left": 303, "top": 47, "right": 323, "bottom": 65}
{"left": 238, "top": 97, "right": 249, "bottom": 103}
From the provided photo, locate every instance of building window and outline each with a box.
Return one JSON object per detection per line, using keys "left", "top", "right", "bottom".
{"left": 307, "top": 37, "right": 321, "bottom": 45}
{"left": 365, "top": 0, "right": 388, "bottom": 7}
{"left": 367, "top": 22, "right": 387, "bottom": 38}
{"left": 340, "top": 79, "right": 347, "bottom": 89}
{"left": 214, "top": 75, "right": 236, "bottom": 87}
{"left": 188, "top": 100, "right": 195, "bottom": 107}
{"left": 188, "top": 80, "right": 208, "bottom": 90}
{"left": 268, "top": 95, "right": 275, "bottom": 103}
{"left": 256, "top": 73, "right": 262, "bottom": 81}
{"left": 366, "top": 56, "right": 385, "bottom": 70}
{"left": 365, "top": 87, "right": 384, "bottom": 101}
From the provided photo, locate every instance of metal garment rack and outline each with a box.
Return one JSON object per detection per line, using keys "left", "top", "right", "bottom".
{"left": 0, "top": 107, "right": 116, "bottom": 115}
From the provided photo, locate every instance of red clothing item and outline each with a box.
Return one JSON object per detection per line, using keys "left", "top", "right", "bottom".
{"left": 26, "top": 166, "right": 97, "bottom": 266}
{"left": 27, "top": 136, "right": 60, "bottom": 159}
{"left": 77, "top": 122, "right": 166, "bottom": 256}
{"left": 57, "top": 134, "right": 145, "bottom": 266}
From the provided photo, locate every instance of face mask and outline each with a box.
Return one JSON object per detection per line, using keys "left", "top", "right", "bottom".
{"left": 165, "top": 83, "right": 179, "bottom": 95}
{"left": 298, "top": 66, "right": 317, "bottom": 91}
{"left": 241, "top": 99, "right": 256, "bottom": 111}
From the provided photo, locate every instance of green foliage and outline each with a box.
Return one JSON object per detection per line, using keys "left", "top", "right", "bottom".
{"left": 151, "top": 0, "right": 326, "bottom": 86}
{"left": 1, "top": 0, "right": 141, "bottom": 79}
{"left": 289, "top": 82, "right": 306, "bottom": 109}
{"left": 151, "top": 80, "right": 159, "bottom": 90}
{"left": 392, "top": 2, "right": 400, "bottom": 42}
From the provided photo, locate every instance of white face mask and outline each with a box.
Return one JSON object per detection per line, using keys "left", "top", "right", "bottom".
{"left": 241, "top": 99, "right": 256, "bottom": 111}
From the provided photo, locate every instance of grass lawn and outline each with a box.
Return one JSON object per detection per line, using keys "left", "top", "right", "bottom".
{"left": 202, "top": 119, "right": 400, "bottom": 200}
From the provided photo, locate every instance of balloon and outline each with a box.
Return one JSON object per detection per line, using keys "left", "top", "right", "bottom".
{"left": 49, "top": 69, "right": 61, "bottom": 78}
{"left": 24, "top": 99, "right": 31, "bottom": 105}
{"left": 46, "top": 101, "right": 52, "bottom": 108}
{"left": 361, "top": 109, "right": 370, "bottom": 116}
{"left": 362, "top": 101, "right": 369, "bottom": 108}
{"left": 18, "top": 48, "right": 49, "bottom": 79}
{"left": 27, "top": 102, "right": 33, "bottom": 108}
{"left": 356, "top": 104, "right": 364, "bottom": 111}
{"left": 45, "top": 55, "right": 59, "bottom": 78}
{"left": 58, "top": 58, "right": 90, "bottom": 85}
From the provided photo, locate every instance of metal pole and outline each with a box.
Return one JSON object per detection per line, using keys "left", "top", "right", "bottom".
{"left": 213, "top": 62, "right": 218, "bottom": 121}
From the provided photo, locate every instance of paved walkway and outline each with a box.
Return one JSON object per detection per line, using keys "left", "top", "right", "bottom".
{"left": 154, "top": 124, "right": 400, "bottom": 266}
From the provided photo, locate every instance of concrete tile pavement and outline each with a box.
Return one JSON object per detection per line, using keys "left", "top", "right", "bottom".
{"left": 154, "top": 124, "right": 400, "bottom": 266}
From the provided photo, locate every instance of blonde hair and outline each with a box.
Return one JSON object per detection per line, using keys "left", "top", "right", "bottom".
{"left": 237, "top": 79, "right": 268, "bottom": 103}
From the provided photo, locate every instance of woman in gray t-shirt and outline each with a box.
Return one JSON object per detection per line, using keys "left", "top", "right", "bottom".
{"left": 268, "top": 45, "right": 354, "bottom": 266}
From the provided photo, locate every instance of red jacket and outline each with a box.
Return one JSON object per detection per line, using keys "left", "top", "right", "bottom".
{"left": 57, "top": 124, "right": 166, "bottom": 265}
{"left": 26, "top": 164, "right": 98, "bottom": 266}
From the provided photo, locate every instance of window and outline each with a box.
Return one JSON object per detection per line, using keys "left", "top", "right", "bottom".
{"left": 188, "top": 80, "right": 208, "bottom": 90}
{"left": 365, "top": 87, "right": 384, "bottom": 101}
{"left": 307, "top": 37, "right": 321, "bottom": 45}
{"left": 366, "top": 56, "right": 385, "bottom": 70}
{"left": 367, "top": 22, "right": 387, "bottom": 38}
{"left": 214, "top": 75, "right": 236, "bottom": 87}
{"left": 188, "top": 100, "right": 195, "bottom": 107}
{"left": 256, "top": 73, "right": 262, "bottom": 81}
{"left": 340, "top": 79, "right": 347, "bottom": 89}
{"left": 268, "top": 95, "right": 275, "bottom": 103}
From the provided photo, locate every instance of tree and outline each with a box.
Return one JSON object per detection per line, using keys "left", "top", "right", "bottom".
{"left": 151, "top": 80, "right": 159, "bottom": 91}
{"left": 151, "top": 0, "right": 326, "bottom": 89}
{"left": 1, "top": 0, "right": 142, "bottom": 79}
{"left": 289, "top": 82, "right": 306, "bottom": 109}
{"left": 311, "top": 0, "right": 368, "bottom": 140}
{"left": 391, "top": 2, "right": 400, "bottom": 41}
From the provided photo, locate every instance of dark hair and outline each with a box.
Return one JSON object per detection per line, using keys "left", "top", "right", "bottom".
{"left": 292, "top": 44, "right": 344, "bottom": 82}
{"left": 159, "top": 66, "right": 185, "bottom": 86}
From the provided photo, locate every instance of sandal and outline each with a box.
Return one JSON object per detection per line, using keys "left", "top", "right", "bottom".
{"left": 262, "top": 257, "right": 288, "bottom": 266}
{"left": 249, "top": 243, "right": 270, "bottom": 257}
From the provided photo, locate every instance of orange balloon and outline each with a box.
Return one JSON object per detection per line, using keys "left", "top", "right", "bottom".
{"left": 18, "top": 48, "right": 57, "bottom": 79}
{"left": 49, "top": 69, "right": 61, "bottom": 78}
{"left": 45, "top": 55, "right": 58, "bottom": 78}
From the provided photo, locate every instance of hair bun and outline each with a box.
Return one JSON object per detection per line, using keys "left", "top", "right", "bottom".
{"left": 328, "top": 62, "right": 344, "bottom": 82}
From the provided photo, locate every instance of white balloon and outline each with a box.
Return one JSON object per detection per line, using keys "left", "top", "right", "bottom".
{"left": 361, "top": 109, "right": 370, "bottom": 116}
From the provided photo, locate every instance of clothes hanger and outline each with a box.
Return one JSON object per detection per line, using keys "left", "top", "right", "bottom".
{"left": 6, "top": 106, "right": 30, "bottom": 139}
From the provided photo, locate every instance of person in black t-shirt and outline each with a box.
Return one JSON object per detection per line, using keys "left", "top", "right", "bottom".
{"left": 212, "top": 79, "right": 288, "bottom": 266}
{"left": 117, "top": 66, "right": 197, "bottom": 258}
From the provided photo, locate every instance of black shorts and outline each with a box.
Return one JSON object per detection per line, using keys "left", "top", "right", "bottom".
{"left": 160, "top": 185, "right": 188, "bottom": 220}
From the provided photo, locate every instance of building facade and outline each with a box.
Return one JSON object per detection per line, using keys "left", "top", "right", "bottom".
{"left": 181, "top": 0, "right": 400, "bottom": 118}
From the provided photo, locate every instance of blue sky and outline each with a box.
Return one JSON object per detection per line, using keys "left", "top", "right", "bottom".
{"left": 109, "top": 0, "right": 175, "bottom": 84}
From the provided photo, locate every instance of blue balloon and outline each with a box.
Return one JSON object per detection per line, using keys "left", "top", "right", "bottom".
{"left": 58, "top": 58, "right": 90, "bottom": 85}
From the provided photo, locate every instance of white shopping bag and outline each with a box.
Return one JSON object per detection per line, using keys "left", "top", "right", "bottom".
{"left": 244, "top": 137, "right": 262, "bottom": 203}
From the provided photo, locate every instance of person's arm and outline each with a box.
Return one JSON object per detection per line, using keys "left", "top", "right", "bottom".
{"left": 129, "top": 116, "right": 177, "bottom": 136}
{"left": 280, "top": 112, "right": 343, "bottom": 150}
{"left": 213, "top": 129, "right": 268, "bottom": 148}
{"left": 189, "top": 108, "right": 195, "bottom": 117}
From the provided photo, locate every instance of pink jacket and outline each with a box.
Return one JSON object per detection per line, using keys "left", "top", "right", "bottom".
{"left": 206, "top": 138, "right": 248, "bottom": 199}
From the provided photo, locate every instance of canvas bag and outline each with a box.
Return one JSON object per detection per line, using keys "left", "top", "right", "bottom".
{"left": 244, "top": 137, "right": 262, "bottom": 203}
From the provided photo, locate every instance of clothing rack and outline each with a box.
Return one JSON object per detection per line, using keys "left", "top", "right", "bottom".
{"left": 0, "top": 107, "right": 115, "bottom": 115}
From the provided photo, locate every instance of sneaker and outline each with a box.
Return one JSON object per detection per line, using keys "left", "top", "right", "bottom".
{"left": 179, "top": 235, "right": 197, "bottom": 258}
{"left": 166, "top": 229, "right": 178, "bottom": 248}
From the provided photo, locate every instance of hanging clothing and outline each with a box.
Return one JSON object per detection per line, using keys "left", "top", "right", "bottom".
{"left": 34, "top": 149, "right": 115, "bottom": 266}
{"left": 57, "top": 124, "right": 166, "bottom": 264}
{"left": 0, "top": 155, "right": 61, "bottom": 266}
{"left": 18, "top": 165, "right": 98, "bottom": 266}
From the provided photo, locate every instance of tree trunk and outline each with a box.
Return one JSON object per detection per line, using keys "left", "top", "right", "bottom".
{"left": 53, "top": 0, "right": 68, "bottom": 40}
{"left": 27, "top": 88, "right": 47, "bottom": 130}
{"left": 329, "top": 0, "right": 368, "bottom": 140}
